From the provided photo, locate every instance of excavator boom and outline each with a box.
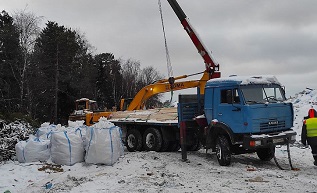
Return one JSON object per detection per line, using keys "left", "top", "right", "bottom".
{"left": 125, "top": 71, "right": 210, "bottom": 111}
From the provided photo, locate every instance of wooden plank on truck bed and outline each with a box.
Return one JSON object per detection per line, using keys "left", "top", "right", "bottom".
{"left": 108, "top": 107, "right": 178, "bottom": 122}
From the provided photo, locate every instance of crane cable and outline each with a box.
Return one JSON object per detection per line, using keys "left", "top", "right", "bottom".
{"left": 158, "top": 0, "right": 174, "bottom": 104}
{"left": 158, "top": 0, "right": 173, "bottom": 78}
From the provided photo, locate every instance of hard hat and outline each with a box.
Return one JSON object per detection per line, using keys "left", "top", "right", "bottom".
{"left": 308, "top": 108, "right": 317, "bottom": 118}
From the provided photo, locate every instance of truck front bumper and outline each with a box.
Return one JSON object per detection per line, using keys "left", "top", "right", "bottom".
{"left": 243, "top": 130, "right": 297, "bottom": 149}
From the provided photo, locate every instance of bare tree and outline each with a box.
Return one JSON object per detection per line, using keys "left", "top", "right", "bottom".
{"left": 139, "top": 66, "right": 164, "bottom": 107}
{"left": 139, "top": 66, "right": 163, "bottom": 86}
{"left": 13, "top": 8, "right": 42, "bottom": 113}
{"left": 120, "top": 60, "right": 164, "bottom": 108}
{"left": 120, "top": 59, "right": 141, "bottom": 98}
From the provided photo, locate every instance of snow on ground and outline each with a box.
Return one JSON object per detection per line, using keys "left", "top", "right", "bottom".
{"left": 1, "top": 147, "right": 316, "bottom": 193}
{"left": 1, "top": 88, "right": 317, "bottom": 193}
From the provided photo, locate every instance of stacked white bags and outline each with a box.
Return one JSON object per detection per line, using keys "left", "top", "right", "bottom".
{"left": 15, "top": 118, "right": 124, "bottom": 166}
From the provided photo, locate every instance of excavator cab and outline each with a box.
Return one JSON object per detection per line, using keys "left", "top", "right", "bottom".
{"left": 76, "top": 100, "right": 88, "bottom": 110}
{"left": 74, "top": 98, "right": 98, "bottom": 111}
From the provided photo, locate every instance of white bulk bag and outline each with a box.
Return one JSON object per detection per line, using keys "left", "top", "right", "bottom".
{"left": 50, "top": 131, "right": 84, "bottom": 166}
{"left": 15, "top": 135, "right": 50, "bottom": 163}
{"left": 85, "top": 121, "right": 124, "bottom": 165}
{"left": 36, "top": 123, "right": 57, "bottom": 140}
{"left": 74, "top": 126, "right": 88, "bottom": 148}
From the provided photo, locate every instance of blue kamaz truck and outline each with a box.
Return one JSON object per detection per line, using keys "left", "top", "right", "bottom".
{"left": 110, "top": 75, "right": 296, "bottom": 166}
{"left": 178, "top": 75, "right": 296, "bottom": 166}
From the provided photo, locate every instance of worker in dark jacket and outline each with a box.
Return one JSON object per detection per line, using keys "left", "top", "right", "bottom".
{"left": 301, "top": 107, "right": 317, "bottom": 166}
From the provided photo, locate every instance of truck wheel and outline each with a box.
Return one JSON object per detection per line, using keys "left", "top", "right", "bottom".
{"left": 126, "top": 129, "right": 143, "bottom": 152}
{"left": 216, "top": 135, "right": 231, "bottom": 166}
{"left": 256, "top": 146, "right": 275, "bottom": 161}
{"left": 143, "top": 128, "right": 162, "bottom": 152}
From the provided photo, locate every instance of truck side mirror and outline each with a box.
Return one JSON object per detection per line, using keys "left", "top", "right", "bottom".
{"left": 281, "top": 86, "right": 286, "bottom": 96}
{"left": 233, "top": 96, "right": 240, "bottom": 103}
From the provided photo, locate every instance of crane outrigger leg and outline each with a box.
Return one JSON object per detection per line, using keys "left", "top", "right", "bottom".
{"left": 273, "top": 139, "right": 298, "bottom": 170}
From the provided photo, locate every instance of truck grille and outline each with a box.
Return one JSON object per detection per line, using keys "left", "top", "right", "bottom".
{"left": 260, "top": 120, "right": 285, "bottom": 131}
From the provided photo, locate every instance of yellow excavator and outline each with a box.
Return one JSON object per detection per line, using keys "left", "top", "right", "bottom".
{"left": 120, "top": 71, "right": 212, "bottom": 111}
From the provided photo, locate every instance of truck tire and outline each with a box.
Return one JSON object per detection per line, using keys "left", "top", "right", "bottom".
{"left": 216, "top": 135, "right": 231, "bottom": 166}
{"left": 143, "top": 128, "right": 162, "bottom": 152}
{"left": 256, "top": 146, "right": 275, "bottom": 161}
{"left": 126, "top": 129, "right": 143, "bottom": 152}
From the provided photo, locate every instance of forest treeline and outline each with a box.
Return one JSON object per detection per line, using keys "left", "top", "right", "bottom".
{"left": 0, "top": 10, "right": 166, "bottom": 125}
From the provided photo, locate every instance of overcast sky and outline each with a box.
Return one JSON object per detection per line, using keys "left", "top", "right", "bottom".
{"left": 2, "top": 0, "right": 317, "bottom": 100}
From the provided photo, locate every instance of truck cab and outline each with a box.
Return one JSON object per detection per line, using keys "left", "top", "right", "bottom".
{"left": 204, "top": 75, "right": 293, "bottom": 135}
{"left": 178, "top": 75, "right": 296, "bottom": 166}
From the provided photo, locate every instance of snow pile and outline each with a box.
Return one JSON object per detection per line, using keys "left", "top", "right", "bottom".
{"left": 287, "top": 88, "right": 317, "bottom": 140}
{"left": 0, "top": 120, "right": 35, "bottom": 162}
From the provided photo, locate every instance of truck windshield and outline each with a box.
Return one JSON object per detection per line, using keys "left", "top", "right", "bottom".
{"left": 241, "top": 85, "right": 286, "bottom": 104}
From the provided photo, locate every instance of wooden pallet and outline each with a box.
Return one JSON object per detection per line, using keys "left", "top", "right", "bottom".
{"left": 109, "top": 107, "right": 178, "bottom": 122}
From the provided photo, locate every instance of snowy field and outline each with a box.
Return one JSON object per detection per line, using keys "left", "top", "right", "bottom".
{"left": 1, "top": 88, "right": 317, "bottom": 193}
{"left": 0, "top": 147, "right": 316, "bottom": 193}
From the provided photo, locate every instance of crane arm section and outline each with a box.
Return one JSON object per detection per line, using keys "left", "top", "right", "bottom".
{"left": 167, "top": 0, "right": 220, "bottom": 79}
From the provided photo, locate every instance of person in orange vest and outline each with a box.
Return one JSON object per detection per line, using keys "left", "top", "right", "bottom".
{"left": 301, "top": 107, "right": 317, "bottom": 166}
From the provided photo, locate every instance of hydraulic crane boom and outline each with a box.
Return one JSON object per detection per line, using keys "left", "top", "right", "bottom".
{"left": 167, "top": 0, "right": 221, "bottom": 79}
{"left": 120, "top": 0, "right": 222, "bottom": 111}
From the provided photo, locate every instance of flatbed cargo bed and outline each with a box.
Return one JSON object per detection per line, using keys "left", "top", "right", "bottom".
{"left": 108, "top": 107, "right": 178, "bottom": 125}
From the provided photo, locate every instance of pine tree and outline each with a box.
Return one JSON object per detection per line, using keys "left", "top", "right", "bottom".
{"left": 32, "top": 21, "right": 80, "bottom": 124}
{"left": 0, "top": 10, "right": 22, "bottom": 113}
{"left": 95, "top": 53, "right": 121, "bottom": 110}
